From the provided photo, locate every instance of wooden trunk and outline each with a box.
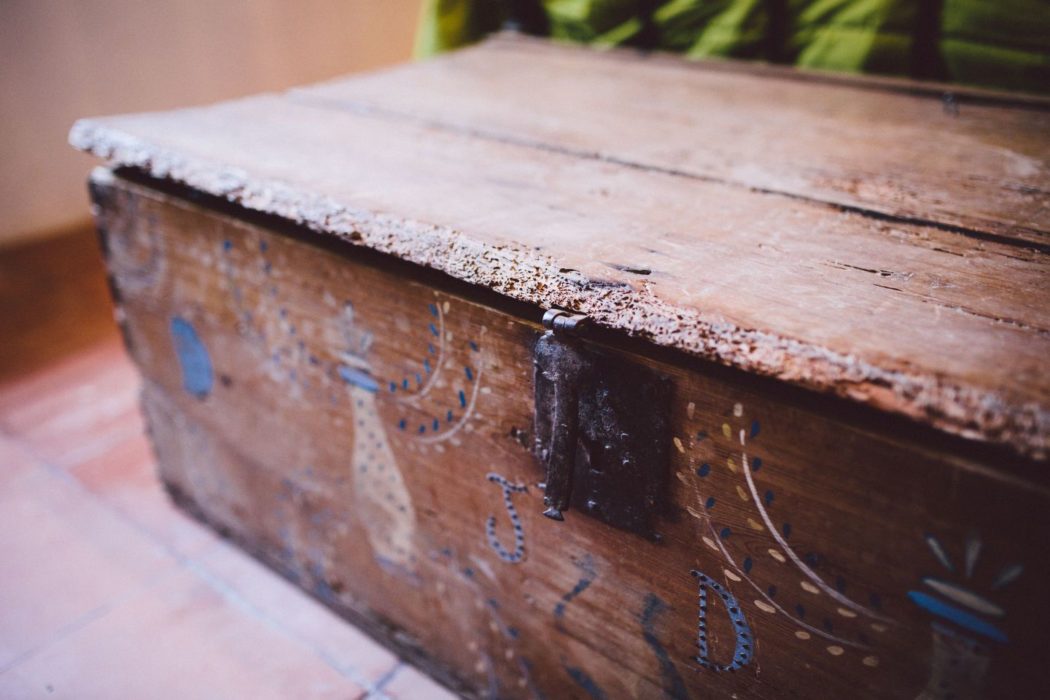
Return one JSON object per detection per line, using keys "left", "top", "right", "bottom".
{"left": 75, "top": 35, "right": 1049, "bottom": 699}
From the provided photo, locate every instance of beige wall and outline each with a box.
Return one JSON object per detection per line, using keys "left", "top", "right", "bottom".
{"left": 0, "top": 0, "right": 423, "bottom": 247}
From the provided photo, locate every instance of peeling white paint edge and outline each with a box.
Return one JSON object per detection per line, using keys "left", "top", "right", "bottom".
{"left": 71, "top": 119, "right": 1047, "bottom": 460}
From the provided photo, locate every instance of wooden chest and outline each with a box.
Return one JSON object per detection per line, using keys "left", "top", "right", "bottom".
{"left": 71, "top": 35, "right": 1050, "bottom": 699}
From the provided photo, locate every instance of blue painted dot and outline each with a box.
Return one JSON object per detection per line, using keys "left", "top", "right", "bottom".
{"left": 743, "top": 557, "right": 753, "bottom": 573}
{"left": 752, "top": 457, "right": 762, "bottom": 471}
{"left": 279, "top": 308, "right": 288, "bottom": 318}
{"left": 720, "top": 527, "right": 731, "bottom": 539}
{"left": 782, "top": 522, "right": 792, "bottom": 537}
{"left": 429, "top": 303, "right": 438, "bottom": 317}
{"left": 697, "top": 463, "right": 711, "bottom": 477}
{"left": 424, "top": 359, "right": 431, "bottom": 373}
{"left": 796, "top": 604, "right": 806, "bottom": 618}
{"left": 222, "top": 240, "right": 233, "bottom": 251}
{"left": 415, "top": 373, "right": 422, "bottom": 386}
{"left": 469, "top": 340, "right": 479, "bottom": 352}
{"left": 696, "top": 431, "right": 707, "bottom": 441}
{"left": 764, "top": 490, "right": 774, "bottom": 506}
{"left": 389, "top": 382, "right": 397, "bottom": 392}
{"left": 750, "top": 420, "right": 760, "bottom": 438}
{"left": 458, "top": 390, "right": 467, "bottom": 407}
{"left": 428, "top": 343, "right": 436, "bottom": 354}
{"left": 398, "top": 419, "right": 406, "bottom": 430}
{"left": 259, "top": 240, "right": 268, "bottom": 253}
{"left": 432, "top": 418, "right": 440, "bottom": 431}
{"left": 465, "top": 366, "right": 474, "bottom": 381}
{"left": 446, "top": 410, "right": 453, "bottom": 422}
{"left": 429, "top": 323, "right": 439, "bottom": 337}
{"left": 263, "top": 261, "right": 272, "bottom": 274}
{"left": 705, "top": 496, "right": 716, "bottom": 509}
{"left": 170, "top": 317, "right": 213, "bottom": 399}
{"left": 402, "top": 379, "right": 409, "bottom": 390}
{"left": 418, "top": 425, "right": 426, "bottom": 434}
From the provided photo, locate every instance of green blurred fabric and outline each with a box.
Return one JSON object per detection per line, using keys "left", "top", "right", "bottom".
{"left": 414, "top": 0, "right": 1050, "bottom": 93}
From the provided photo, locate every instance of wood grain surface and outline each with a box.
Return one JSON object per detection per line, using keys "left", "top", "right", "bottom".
{"left": 92, "top": 173, "right": 1050, "bottom": 699}
{"left": 70, "top": 36, "right": 1050, "bottom": 459}
{"left": 296, "top": 35, "right": 1050, "bottom": 246}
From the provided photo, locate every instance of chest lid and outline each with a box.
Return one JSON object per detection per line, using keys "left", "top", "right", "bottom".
{"left": 70, "top": 34, "right": 1050, "bottom": 460}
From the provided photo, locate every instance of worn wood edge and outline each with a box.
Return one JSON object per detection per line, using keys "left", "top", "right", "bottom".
{"left": 72, "top": 127, "right": 1048, "bottom": 462}
{"left": 485, "top": 31, "right": 1050, "bottom": 110}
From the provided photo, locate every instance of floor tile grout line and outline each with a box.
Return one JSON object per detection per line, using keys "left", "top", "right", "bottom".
{"left": 0, "top": 564, "right": 187, "bottom": 676}
{"left": 0, "top": 389, "right": 142, "bottom": 464}
{"left": 369, "top": 661, "right": 404, "bottom": 694}
{"left": 0, "top": 603, "right": 114, "bottom": 676}
{"left": 50, "top": 422, "right": 146, "bottom": 471}
{"left": 0, "top": 364, "right": 137, "bottom": 429}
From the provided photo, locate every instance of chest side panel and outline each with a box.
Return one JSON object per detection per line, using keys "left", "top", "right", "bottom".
{"left": 93, "top": 175, "right": 1050, "bottom": 699}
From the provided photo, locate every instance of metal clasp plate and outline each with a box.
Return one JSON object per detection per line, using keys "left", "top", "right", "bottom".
{"left": 533, "top": 310, "right": 672, "bottom": 539}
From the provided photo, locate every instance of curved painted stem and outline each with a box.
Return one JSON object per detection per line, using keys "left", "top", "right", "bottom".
{"left": 742, "top": 443, "right": 894, "bottom": 625}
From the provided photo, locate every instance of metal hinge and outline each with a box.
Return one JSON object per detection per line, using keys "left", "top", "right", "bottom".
{"left": 533, "top": 309, "right": 672, "bottom": 539}
{"left": 541, "top": 308, "right": 590, "bottom": 336}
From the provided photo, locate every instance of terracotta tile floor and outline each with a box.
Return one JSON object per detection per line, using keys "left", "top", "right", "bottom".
{"left": 0, "top": 232, "right": 454, "bottom": 699}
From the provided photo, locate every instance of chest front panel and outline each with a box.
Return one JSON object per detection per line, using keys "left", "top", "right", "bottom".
{"left": 94, "top": 175, "right": 1050, "bottom": 699}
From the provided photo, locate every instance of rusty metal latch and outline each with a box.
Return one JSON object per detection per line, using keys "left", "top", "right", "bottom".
{"left": 533, "top": 309, "right": 673, "bottom": 539}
